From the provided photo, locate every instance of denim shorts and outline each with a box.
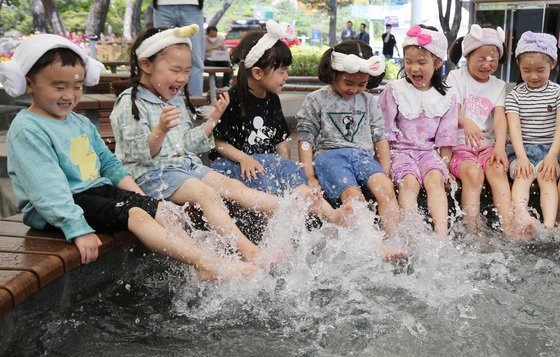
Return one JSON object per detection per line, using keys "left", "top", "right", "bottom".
{"left": 314, "top": 147, "right": 385, "bottom": 202}
{"left": 211, "top": 153, "right": 307, "bottom": 195}
{"left": 136, "top": 158, "right": 212, "bottom": 199}
{"left": 506, "top": 144, "right": 560, "bottom": 180}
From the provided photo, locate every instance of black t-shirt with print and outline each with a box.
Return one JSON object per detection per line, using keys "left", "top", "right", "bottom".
{"left": 212, "top": 86, "right": 290, "bottom": 159}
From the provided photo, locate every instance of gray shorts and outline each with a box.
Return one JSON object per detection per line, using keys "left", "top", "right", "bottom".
{"left": 136, "top": 158, "right": 212, "bottom": 199}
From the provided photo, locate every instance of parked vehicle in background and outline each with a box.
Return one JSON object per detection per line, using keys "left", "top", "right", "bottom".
{"left": 225, "top": 18, "right": 300, "bottom": 51}
{"left": 225, "top": 19, "right": 267, "bottom": 50}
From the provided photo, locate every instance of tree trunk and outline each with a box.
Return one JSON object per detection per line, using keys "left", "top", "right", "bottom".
{"left": 438, "top": 0, "right": 462, "bottom": 72}
{"left": 132, "top": 0, "right": 143, "bottom": 38}
{"left": 86, "top": 0, "right": 110, "bottom": 37}
{"left": 123, "top": 0, "right": 134, "bottom": 40}
{"left": 208, "top": 0, "right": 235, "bottom": 28}
{"left": 41, "top": 0, "right": 66, "bottom": 35}
{"left": 32, "top": 0, "right": 49, "bottom": 33}
{"left": 328, "top": 0, "right": 337, "bottom": 46}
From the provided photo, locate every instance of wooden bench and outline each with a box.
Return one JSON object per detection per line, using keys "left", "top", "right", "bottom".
{"left": 0, "top": 214, "right": 136, "bottom": 319}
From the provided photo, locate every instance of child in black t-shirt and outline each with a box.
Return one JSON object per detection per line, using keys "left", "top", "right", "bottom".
{"left": 212, "top": 21, "right": 351, "bottom": 227}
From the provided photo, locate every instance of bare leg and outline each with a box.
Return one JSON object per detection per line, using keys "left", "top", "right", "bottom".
{"left": 203, "top": 171, "right": 279, "bottom": 214}
{"left": 485, "top": 162, "right": 513, "bottom": 232}
{"left": 537, "top": 172, "right": 558, "bottom": 228}
{"left": 127, "top": 207, "right": 258, "bottom": 281}
{"left": 294, "top": 183, "right": 352, "bottom": 226}
{"left": 511, "top": 175, "right": 541, "bottom": 231}
{"left": 423, "top": 169, "right": 448, "bottom": 238}
{"left": 397, "top": 174, "right": 421, "bottom": 212}
{"left": 366, "top": 173, "right": 400, "bottom": 234}
{"left": 459, "top": 160, "right": 484, "bottom": 232}
{"left": 169, "top": 178, "right": 262, "bottom": 261}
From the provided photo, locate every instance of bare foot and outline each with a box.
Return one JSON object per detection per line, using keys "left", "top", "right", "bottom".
{"left": 250, "top": 250, "right": 291, "bottom": 268}
{"left": 326, "top": 200, "right": 354, "bottom": 227}
{"left": 506, "top": 215, "right": 541, "bottom": 242}
{"left": 381, "top": 245, "right": 408, "bottom": 262}
{"left": 302, "top": 188, "right": 323, "bottom": 215}
{"left": 196, "top": 259, "right": 259, "bottom": 281}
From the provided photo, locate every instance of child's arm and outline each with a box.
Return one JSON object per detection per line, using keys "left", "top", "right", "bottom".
{"left": 275, "top": 141, "right": 290, "bottom": 160}
{"left": 214, "top": 137, "right": 265, "bottom": 182}
{"left": 116, "top": 175, "right": 146, "bottom": 195}
{"left": 74, "top": 233, "right": 102, "bottom": 264}
{"left": 488, "top": 106, "right": 508, "bottom": 171}
{"left": 201, "top": 92, "right": 230, "bottom": 137}
{"left": 458, "top": 104, "right": 484, "bottom": 148}
{"left": 374, "top": 139, "right": 392, "bottom": 177}
{"left": 539, "top": 109, "right": 560, "bottom": 181}
{"left": 150, "top": 105, "right": 181, "bottom": 157}
{"left": 298, "top": 140, "right": 320, "bottom": 189}
{"left": 507, "top": 111, "right": 532, "bottom": 179}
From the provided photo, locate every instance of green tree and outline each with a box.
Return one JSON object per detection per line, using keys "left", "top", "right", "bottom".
{"left": 299, "top": 0, "right": 352, "bottom": 46}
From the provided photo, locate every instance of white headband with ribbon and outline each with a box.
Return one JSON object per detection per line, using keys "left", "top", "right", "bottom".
{"left": 331, "top": 52, "right": 385, "bottom": 77}
{"left": 244, "top": 20, "right": 295, "bottom": 68}
{"left": 0, "top": 34, "right": 104, "bottom": 98}
{"left": 136, "top": 25, "right": 199, "bottom": 59}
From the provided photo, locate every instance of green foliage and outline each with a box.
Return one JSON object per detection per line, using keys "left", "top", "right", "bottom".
{"left": 384, "top": 58, "right": 401, "bottom": 80}
{"left": 288, "top": 45, "right": 328, "bottom": 77}
{"left": 0, "top": 0, "right": 33, "bottom": 34}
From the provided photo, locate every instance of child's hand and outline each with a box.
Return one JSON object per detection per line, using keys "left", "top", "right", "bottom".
{"left": 539, "top": 153, "right": 559, "bottom": 181}
{"left": 240, "top": 155, "right": 266, "bottom": 182}
{"left": 74, "top": 233, "right": 102, "bottom": 264}
{"left": 489, "top": 147, "right": 509, "bottom": 172}
{"left": 463, "top": 118, "right": 484, "bottom": 148}
{"left": 515, "top": 156, "right": 534, "bottom": 180}
{"left": 210, "top": 92, "right": 230, "bottom": 120}
{"left": 158, "top": 105, "right": 181, "bottom": 133}
{"left": 307, "top": 176, "right": 322, "bottom": 191}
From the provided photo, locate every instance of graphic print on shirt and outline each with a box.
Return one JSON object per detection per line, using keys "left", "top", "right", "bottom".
{"left": 248, "top": 116, "right": 276, "bottom": 146}
{"left": 463, "top": 95, "right": 493, "bottom": 116}
{"left": 69, "top": 134, "right": 99, "bottom": 182}
{"left": 328, "top": 110, "right": 365, "bottom": 142}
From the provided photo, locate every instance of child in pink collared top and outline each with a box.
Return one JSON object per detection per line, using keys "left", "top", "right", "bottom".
{"left": 378, "top": 25, "right": 458, "bottom": 238}
{"left": 446, "top": 25, "right": 514, "bottom": 235}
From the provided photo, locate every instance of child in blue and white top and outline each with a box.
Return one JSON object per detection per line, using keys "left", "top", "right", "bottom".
{"left": 211, "top": 21, "right": 351, "bottom": 227}
{"left": 446, "top": 25, "right": 513, "bottom": 235}
{"left": 110, "top": 26, "right": 283, "bottom": 265}
{"left": 1, "top": 34, "right": 258, "bottom": 280}
{"left": 296, "top": 40, "right": 402, "bottom": 238}
{"left": 505, "top": 31, "right": 560, "bottom": 230}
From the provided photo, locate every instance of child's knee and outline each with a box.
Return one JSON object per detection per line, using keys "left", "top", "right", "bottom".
{"left": 424, "top": 170, "right": 444, "bottom": 188}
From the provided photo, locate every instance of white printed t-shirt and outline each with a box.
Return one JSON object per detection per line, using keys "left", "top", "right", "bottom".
{"left": 446, "top": 67, "right": 506, "bottom": 147}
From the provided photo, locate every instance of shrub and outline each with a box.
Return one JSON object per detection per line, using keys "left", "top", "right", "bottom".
{"left": 288, "top": 45, "right": 328, "bottom": 77}
{"left": 384, "top": 58, "right": 401, "bottom": 80}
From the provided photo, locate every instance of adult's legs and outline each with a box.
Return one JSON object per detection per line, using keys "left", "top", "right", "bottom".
{"left": 176, "top": 5, "right": 204, "bottom": 96}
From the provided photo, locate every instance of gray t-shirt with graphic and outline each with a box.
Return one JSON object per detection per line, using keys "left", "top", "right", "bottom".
{"left": 296, "top": 86, "right": 386, "bottom": 158}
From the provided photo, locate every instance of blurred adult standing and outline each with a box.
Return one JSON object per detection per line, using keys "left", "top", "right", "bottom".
{"left": 341, "top": 21, "right": 356, "bottom": 41}
{"left": 204, "top": 26, "right": 232, "bottom": 88}
{"left": 382, "top": 24, "right": 400, "bottom": 59}
{"left": 356, "top": 23, "right": 370, "bottom": 44}
{"left": 153, "top": 0, "right": 204, "bottom": 96}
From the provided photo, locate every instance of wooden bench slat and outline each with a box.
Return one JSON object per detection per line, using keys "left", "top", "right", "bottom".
{"left": 3, "top": 214, "right": 23, "bottom": 223}
{"left": 0, "top": 221, "right": 65, "bottom": 239}
{"left": 0, "top": 253, "right": 64, "bottom": 288}
{"left": 0, "top": 270, "right": 39, "bottom": 306}
{"left": 0, "top": 287, "right": 13, "bottom": 317}
{"left": 0, "top": 236, "right": 80, "bottom": 271}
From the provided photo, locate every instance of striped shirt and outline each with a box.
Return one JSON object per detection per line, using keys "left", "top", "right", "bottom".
{"left": 505, "top": 81, "right": 560, "bottom": 145}
{"left": 110, "top": 86, "right": 214, "bottom": 180}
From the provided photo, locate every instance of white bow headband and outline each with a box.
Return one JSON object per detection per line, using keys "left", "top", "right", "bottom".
{"left": 244, "top": 20, "right": 295, "bottom": 68}
{"left": 136, "top": 25, "right": 199, "bottom": 59}
{"left": 331, "top": 52, "right": 385, "bottom": 77}
{"left": 0, "top": 34, "right": 104, "bottom": 98}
